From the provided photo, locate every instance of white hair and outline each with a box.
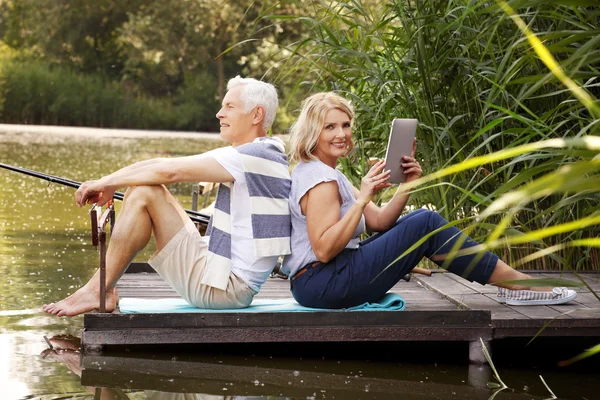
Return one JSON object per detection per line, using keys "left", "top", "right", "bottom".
{"left": 226, "top": 76, "right": 278, "bottom": 131}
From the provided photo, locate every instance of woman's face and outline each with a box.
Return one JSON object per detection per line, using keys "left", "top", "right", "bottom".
{"left": 314, "top": 108, "right": 352, "bottom": 166}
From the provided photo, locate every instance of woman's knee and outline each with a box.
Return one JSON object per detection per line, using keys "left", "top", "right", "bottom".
{"left": 403, "top": 209, "right": 446, "bottom": 231}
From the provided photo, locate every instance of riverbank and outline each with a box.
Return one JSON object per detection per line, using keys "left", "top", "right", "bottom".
{"left": 0, "top": 124, "right": 223, "bottom": 140}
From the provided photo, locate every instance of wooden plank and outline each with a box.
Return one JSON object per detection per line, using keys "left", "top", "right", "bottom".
{"left": 412, "top": 274, "right": 480, "bottom": 310}
{"left": 492, "top": 317, "right": 600, "bottom": 329}
{"left": 84, "top": 309, "right": 491, "bottom": 330}
{"left": 414, "top": 273, "right": 478, "bottom": 296}
{"left": 500, "top": 305, "right": 573, "bottom": 320}
{"left": 493, "top": 317, "right": 600, "bottom": 339}
{"left": 570, "top": 292, "right": 600, "bottom": 307}
{"left": 458, "top": 293, "right": 529, "bottom": 320}
{"left": 444, "top": 273, "right": 497, "bottom": 294}
{"left": 548, "top": 304, "right": 599, "bottom": 319}
{"left": 82, "top": 325, "right": 492, "bottom": 347}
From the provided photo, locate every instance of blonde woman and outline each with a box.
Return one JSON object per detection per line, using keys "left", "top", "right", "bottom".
{"left": 281, "top": 92, "right": 577, "bottom": 309}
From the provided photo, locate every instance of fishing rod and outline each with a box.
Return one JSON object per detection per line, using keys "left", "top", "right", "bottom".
{"left": 0, "top": 162, "right": 211, "bottom": 225}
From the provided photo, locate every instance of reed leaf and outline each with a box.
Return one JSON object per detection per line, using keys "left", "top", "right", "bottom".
{"left": 492, "top": 278, "right": 585, "bottom": 287}
{"left": 559, "top": 343, "right": 600, "bottom": 366}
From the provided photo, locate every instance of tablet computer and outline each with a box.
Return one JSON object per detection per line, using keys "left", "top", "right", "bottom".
{"left": 383, "top": 118, "right": 418, "bottom": 184}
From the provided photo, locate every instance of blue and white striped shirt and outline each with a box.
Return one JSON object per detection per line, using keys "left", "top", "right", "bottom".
{"left": 203, "top": 137, "right": 292, "bottom": 291}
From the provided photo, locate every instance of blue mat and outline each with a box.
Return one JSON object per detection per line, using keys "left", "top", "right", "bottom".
{"left": 119, "top": 293, "right": 405, "bottom": 314}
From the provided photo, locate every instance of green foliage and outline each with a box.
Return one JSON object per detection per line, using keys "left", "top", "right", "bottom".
{"left": 274, "top": 0, "right": 600, "bottom": 270}
{"left": 0, "top": 59, "right": 219, "bottom": 131}
{"left": 0, "top": 0, "right": 145, "bottom": 77}
{"left": 0, "top": 0, "right": 309, "bottom": 132}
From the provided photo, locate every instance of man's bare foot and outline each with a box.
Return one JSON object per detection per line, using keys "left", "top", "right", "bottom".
{"left": 42, "top": 286, "right": 118, "bottom": 317}
{"left": 41, "top": 336, "right": 83, "bottom": 377}
{"left": 45, "top": 334, "right": 81, "bottom": 350}
{"left": 42, "top": 334, "right": 122, "bottom": 398}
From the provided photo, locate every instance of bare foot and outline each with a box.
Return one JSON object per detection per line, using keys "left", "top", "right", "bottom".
{"left": 42, "top": 334, "right": 122, "bottom": 398}
{"left": 42, "top": 344, "right": 82, "bottom": 377}
{"left": 45, "top": 334, "right": 81, "bottom": 350}
{"left": 42, "top": 287, "right": 118, "bottom": 317}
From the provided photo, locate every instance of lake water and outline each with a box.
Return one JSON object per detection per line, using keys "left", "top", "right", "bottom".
{"left": 0, "top": 127, "right": 598, "bottom": 400}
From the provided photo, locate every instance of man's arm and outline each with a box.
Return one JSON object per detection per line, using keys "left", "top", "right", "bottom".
{"left": 75, "top": 155, "right": 234, "bottom": 207}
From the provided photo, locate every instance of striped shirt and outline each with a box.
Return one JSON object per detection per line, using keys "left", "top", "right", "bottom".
{"left": 203, "top": 137, "right": 292, "bottom": 290}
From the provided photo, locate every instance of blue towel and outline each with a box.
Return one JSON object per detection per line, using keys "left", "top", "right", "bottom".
{"left": 119, "top": 293, "right": 405, "bottom": 314}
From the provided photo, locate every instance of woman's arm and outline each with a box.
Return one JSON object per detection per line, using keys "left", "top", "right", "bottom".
{"left": 303, "top": 182, "right": 366, "bottom": 263}
{"left": 303, "top": 160, "right": 390, "bottom": 263}
{"left": 360, "top": 139, "right": 422, "bottom": 232}
{"left": 358, "top": 183, "right": 410, "bottom": 232}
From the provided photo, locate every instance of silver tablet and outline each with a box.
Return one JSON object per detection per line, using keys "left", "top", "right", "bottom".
{"left": 383, "top": 118, "right": 418, "bottom": 184}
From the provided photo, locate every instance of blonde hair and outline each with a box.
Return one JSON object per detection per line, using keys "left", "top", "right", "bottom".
{"left": 289, "top": 92, "right": 355, "bottom": 163}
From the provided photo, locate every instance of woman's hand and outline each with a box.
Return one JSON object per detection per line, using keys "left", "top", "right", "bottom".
{"left": 402, "top": 138, "right": 422, "bottom": 183}
{"left": 357, "top": 160, "right": 391, "bottom": 206}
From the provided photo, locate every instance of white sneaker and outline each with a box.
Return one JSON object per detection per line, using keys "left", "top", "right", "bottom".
{"left": 496, "top": 287, "right": 508, "bottom": 304}
{"left": 504, "top": 287, "right": 577, "bottom": 306}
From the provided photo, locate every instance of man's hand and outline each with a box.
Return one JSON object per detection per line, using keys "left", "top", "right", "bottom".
{"left": 75, "top": 180, "right": 115, "bottom": 207}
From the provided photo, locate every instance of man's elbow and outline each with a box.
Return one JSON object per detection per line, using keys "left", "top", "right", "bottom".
{"left": 155, "top": 160, "right": 181, "bottom": 184}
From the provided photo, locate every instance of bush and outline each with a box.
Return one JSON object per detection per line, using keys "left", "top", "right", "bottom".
{"left": 0, "top": 59, "right": 220, "bottom": 131}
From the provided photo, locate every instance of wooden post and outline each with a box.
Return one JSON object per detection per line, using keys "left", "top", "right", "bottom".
{"left": 191, "top": 184, "right": 199, "bottom": 212}
{"left": 109, "top": 206, "right": 115, "bottom": 232}
{"left": 90, "top": 206, "right": 98, "bottom": 246}
{"left": 90, "top": 202, "right": 114, "bottom": 314}
{"left": 99, "top": 231, "right": 106, "bottom": 313}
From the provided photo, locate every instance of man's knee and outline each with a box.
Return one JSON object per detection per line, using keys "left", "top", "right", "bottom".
{"left": 124, "top": 185, "right": 169, "bottom": 205}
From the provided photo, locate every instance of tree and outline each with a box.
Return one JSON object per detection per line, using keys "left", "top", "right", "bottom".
{"left": 0, "top": 0, "right": 144, "bottom": 77}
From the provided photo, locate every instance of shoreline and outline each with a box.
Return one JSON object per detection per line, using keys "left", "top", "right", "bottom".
{"left": 0, "top": 124, "right": 223, "bottom": 140}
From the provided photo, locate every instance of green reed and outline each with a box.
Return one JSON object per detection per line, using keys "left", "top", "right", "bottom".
{"left": 270, "top": 0, "right": 600, "bottom": 270}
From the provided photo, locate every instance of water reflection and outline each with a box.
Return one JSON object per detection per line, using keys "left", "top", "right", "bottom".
{"left": 36, "top": 334, "right": 557, "bottom": 400}
{"left": 42, "top": 335, "right": 594, "bottom": 400}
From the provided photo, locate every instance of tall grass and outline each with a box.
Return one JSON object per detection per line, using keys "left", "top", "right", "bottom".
{"left": 270, "top": 0, "right": 600, "bottom": 270}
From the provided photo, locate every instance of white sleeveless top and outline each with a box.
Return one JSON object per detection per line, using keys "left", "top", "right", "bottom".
{"left": 281, "top": 160, "right": 366, "bottom": 277}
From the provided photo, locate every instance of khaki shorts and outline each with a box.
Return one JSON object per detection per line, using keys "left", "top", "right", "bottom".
{"left": 148, "top": 219, "right": 257, "bottom": 309}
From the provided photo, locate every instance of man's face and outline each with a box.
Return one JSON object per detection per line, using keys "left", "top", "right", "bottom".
{"left": 216, "top": 85, "right": 254, "bottom": 145}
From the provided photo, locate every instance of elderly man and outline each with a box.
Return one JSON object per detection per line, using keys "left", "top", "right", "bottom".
{"left": 43, "top": 77, "right": 291, "bottom": 316}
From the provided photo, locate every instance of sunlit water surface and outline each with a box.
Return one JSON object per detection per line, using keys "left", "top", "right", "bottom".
{"left": 0, "top": 129, "right": 598, "bottom": 400}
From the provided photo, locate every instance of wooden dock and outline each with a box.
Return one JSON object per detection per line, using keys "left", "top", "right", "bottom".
{"left": 82, "top": 265, "right": 600, "bottom": 362}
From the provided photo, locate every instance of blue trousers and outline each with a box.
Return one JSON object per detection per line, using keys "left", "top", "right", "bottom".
{"left": 291, "top": 209, "right": 499, "bottom": 309}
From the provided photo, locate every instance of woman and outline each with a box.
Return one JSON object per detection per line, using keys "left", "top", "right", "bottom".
{"left": 282, "top": 92, "right": 576, "bottom": 309}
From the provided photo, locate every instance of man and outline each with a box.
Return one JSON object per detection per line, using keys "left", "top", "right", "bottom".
{"left": 42, "top": 77, "right": 291, "bottom": 317}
